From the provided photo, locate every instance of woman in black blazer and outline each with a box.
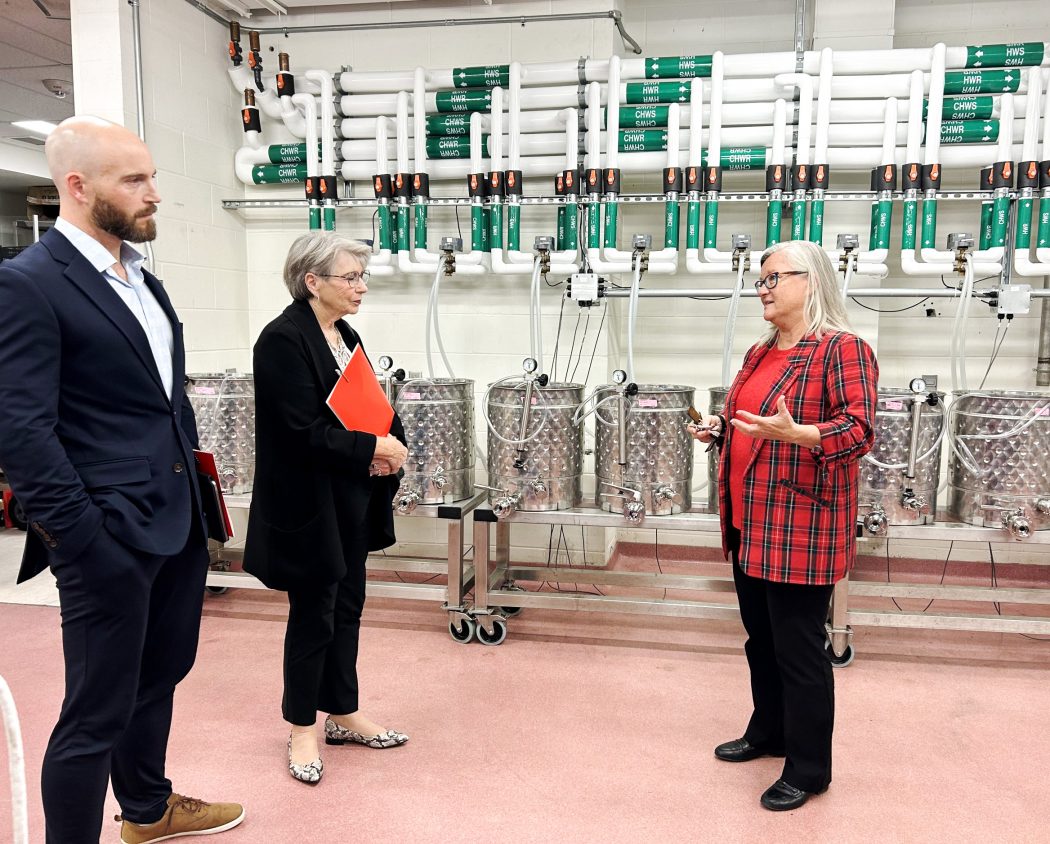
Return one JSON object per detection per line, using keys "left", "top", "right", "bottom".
{"left": 244, "top": 232, "right": 410, "bottom": 785}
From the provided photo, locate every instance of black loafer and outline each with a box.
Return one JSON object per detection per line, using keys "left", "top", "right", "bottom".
{"left": 714, "top": 738, "right": 785, "bottom": 763}
{"left": 760, "top": 779, "right": 826, "bottom": 811}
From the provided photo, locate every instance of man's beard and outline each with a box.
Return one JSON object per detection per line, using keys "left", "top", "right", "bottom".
{"left": 90, "top": 196, "right": 157, "bottom": 243}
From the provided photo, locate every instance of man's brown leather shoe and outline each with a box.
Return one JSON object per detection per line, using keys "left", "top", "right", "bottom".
{"left": 118, "top": 793, "right": 244, "bottom": 843}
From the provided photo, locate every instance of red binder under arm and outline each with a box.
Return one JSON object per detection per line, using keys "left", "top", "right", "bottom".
{"left": 325, "top": 344, "right": 394, "bottom": 436}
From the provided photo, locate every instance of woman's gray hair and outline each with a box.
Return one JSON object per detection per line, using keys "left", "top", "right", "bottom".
{"left": 283, "top": 232, "right": 372, "bottom": 301}
{"left": 759, "top": 240, "right": 852, "bottom": 340}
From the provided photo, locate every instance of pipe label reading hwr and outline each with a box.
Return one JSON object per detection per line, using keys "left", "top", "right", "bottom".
{"left": 453, "top": 65, "right": 510, "bottom": 89}
{"left": 434, "top": 89, "right": 493, "bottom": 113}
{"left": 645, "top": 55, "right": 712, "bottom": 79}
{"left": 943, "top": 70, "right": 1021, "bottom": 95}
{"left": 625, "top": 81, "right": 690, "bottom": 104}
{"left": 965, "top": 43, "right": 1045, "bottom": 68}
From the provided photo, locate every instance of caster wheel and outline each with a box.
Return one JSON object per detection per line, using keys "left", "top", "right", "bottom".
{"left": 825, "top": 642, "right": 854, "bottom": 668}
{"left": 499, "top": 604, "right": 523, "bottom": 617}
{"left": 8, "top": 497, "right": 27, "bottom": 531}
{"left": 206, "top": 585, "right": 229, "bottom": 595}
{"left": 476, "top": 618, "right": 508, "bottom": 646}
{"left": 448, "top": 617, "right": 476, "bottom": 644}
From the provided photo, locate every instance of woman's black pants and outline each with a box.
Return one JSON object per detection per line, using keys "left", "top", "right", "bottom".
{"left": 282, "top": 545, "right": 368, "bottom": 726}
{"left": 729, "top": 534, "right": 837, "bottom": 793}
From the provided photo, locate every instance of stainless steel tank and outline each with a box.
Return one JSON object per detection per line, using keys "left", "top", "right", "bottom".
{"left": 594, "top": 384, "right": 695, "bottom": 516}
{"left": 707, "top": 387, "right": 728, "bottom": 513}
{"left": 392, "top": 378, "right": 475, "bottom": 509}
{"left": 486, "top": 381, "right": 584, "bottom": 512}
{"left": 947, "top": 390, "right": 1050, "bottom": 535}
{"left": 859, "top": 388, "right": 945, "bottom": 526}
{"left": 186, "top": 371, "right": 255, "bottom": 495}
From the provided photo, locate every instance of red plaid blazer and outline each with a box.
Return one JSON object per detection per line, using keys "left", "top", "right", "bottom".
{"left": 716, "top": 331, "right": 878, "bottom": 585}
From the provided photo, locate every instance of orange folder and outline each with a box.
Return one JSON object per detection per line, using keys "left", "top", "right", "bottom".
{"left": 325, "top": 344, "right": 394, "bottom": 437}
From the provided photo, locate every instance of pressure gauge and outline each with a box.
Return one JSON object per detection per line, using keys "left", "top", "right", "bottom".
{"left": 909, "top": 377, "right": 927, "bottom": 394}
{"left": 378, "top": 355, "right": 393, "bottom": 371}
{"left": 612, "top": 369, "right": 627, "bottom": 385}
{"left": 522, "top": 357, "right": 538, "bottom": 374}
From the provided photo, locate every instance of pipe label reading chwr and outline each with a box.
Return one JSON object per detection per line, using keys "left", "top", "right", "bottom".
{"left": 943, "top": 70, "right": 1020, "bottom": 95}
{"left": 965, "top": 43, "right": 1045, "bottom": 68}
{"left": 645, "top": 55, "right": 712, "bottom": 79}
{"left": 720, "top": 148, "right": 766, "bottom": 171}
{"left": 625, "top": 82, "right": 689, "bottom": 104}
{"left": 453, "top": 65, "right": 510, "bottom": 89}
{"left": 425, "top": 134, "right": 489, "bottom": 159}
{"left": 924, "top": 119, "right": 999, "bottom": 144}
{"left": 435, "top": 89, "right": 493, "bottom": 113}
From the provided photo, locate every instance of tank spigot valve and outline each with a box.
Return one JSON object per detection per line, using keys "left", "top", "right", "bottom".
{"left": 530, "top": 479, "right": 547, "bottom": 494}
{"left": 492, "top": 494, "right": 521, "bottom": 520}
{"left": 900, "top": 490, "right": 928, "bottom": 512}
{"left": 394, "top": 490, "right": 421, "bottom": 515}
{"left": 431, "top": 468, "right": 447, "bottom": 490}
{"left": 623, "top": 499, "right": 646, "bottom": 524}
{"left": 655, "top": 485, "right": 675, "bottom": 502}
{"left": 1002, "top": 508, "right": 1032, "bottom": 540}
{"left": 863, "top": 505, "right": 888, "bottom": 536}
{"left": 1035, "top": 497, "right": 1050, "bottom": 516}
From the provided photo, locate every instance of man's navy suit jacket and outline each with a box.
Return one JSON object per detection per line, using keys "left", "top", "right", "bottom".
{"left": 0, "top": 228, "right": 203, "bottom": 583}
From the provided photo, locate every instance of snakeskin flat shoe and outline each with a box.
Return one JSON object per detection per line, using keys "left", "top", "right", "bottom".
{"left": 287, "top": 737, "right": 324, "bottom": 784}
{"left": 324, "top": 717, "right": 409, "bottom": 749}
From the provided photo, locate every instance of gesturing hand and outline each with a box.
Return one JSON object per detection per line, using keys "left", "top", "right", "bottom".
{"left": 730, "top": 395, "right": 799, "bottom": 443}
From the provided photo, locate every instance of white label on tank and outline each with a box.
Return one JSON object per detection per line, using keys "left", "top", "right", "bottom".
{"left": 1038, "top": 406, "right": 1050, "bottom": 416}
{"left": 196, "top": 387, "right": 216, "bottom": 395}
{"left": 636, "top": 399, "right": 658, "bottom": 407}
{"left": 403, "top": 391, "right": 422, "bottom": 400}
{"left": 884, "top": 400, "right": 904, "bottom": 410}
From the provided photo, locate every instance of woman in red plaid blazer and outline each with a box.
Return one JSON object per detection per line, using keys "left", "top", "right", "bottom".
{"left": 691, "top": 240, "right": 878, "bottom": 812}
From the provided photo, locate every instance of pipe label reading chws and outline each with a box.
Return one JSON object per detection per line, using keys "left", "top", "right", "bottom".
{"left": 453, "top": 65, "right": 510, "bottom": 89}
{"left": 965, "top": 43, "right": 1045, "bottom": 68}
{"left": 426, "top": 114, "right": 471, "bottom": 136}
{"left": 434, "top": 89, "right": 493, "bottom": 113}
{"left": 720, "top": 147, "right": 766, "bottom": 171}
{"left": 923, "top": 96, "right": 994, "bottom": 120}
{"left": 608, "top": 105, "right": 670, "bottom": 128}
{"left": 943, "top": 70, "right": 1020, "bottom": 95}
{"left": 645, "top": 55, "right": 712, "bottom": 79}
{"left": 625, "top": 81, "right": 690, "bottom": 104}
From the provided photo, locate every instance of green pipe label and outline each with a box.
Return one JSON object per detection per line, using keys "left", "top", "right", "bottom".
{"left": 874, "top": 200, "right": 892, "bottom": 251}
{"left": 979, "top": 201, "right": 993, "bottom": 250}
{"left": 426, "top": 113, "right": 470, "bottom": 136}
{"left": 721, "top": 147, "right": 766, "bottom": 170}
{"left": 809, "top": 200, "right": 825, "bottom": 245}
{"left": 489, "top": 204, "right": 504, "bottom": 249}
{"left": 604, "top": 201, "right": 619, "bottom": 249}
{"left": 414, "top": 205, "right": 427, "bottom": 250}
{"left": 588, "top": 203, "right": 601, "bottom": 249}
{"left": 1016, "top": 198, "right": 1033, "bottom": 249}
{"left": 425, "top": 134, "right": 489, "bottom": 159}
{"left": 508, "top": 204, "right": 521, "bottom": 251}
{"left": 923, "top": 96, "right": 994, "bottom": 120}
{"left": 1038, "top": 198, "right": 1050, "bottom": 248}
{"left": 608, "top": 105, "right": 671, "bottom": 128}
{"left": 625, "top": 81, "right": 690, "bottom": 104}
{"left": 791, "top": 201, "right": 806, "bottom": 241}
{"left": 766, "top": 201, "right": 782, "bottom": 247}
{"left": 704, "top": 202, "right": 719, "bottom": 249}
{"left": 924, "top": 119, "right": 1000, "bottom": 144}
{"left": 921, "top": 199, "right": 938, "bottom": 249}
{"left": 453, "top": 65, "right": 509, "bottom": 89}
{"left": 965, "top": 43, "right": 1045, "bottom": 68}
{"left": 943, "top": 70, "right": 1020, "bottom": 95}
{"left": 902, "top": 200, "right": 918, "bottom": 249}
{"left": 645, "top": 55, "right": 712, "bottom": 79}
{"left": 251, "top": 163, "right": 307, "bottom": 184}
{"left": 663, "top": 201, "right": 680, "bottom": 249}
{"left": 308, "top": 207, "right": 321, "bottom": 230}
{"left": 619, "top": 129, "right": 669, "bottom": 152}
{"left": 434, "top": 89, "right": 493, "bottom": 113}
{"left": 266, "top": 143, "right": 322, "bottom": 164}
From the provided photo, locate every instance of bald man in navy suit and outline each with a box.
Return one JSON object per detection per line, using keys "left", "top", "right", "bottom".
{"left": 0, "top": 117, "right": 244, "bottom": 843}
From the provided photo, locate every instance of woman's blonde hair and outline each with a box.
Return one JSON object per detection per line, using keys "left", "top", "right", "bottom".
{"left": 759, "top": 240, "right": 852, "bottom": 340}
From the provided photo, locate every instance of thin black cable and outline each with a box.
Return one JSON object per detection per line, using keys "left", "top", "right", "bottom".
{"left": 850, "top": 296, "right": 930, "bottom": 314}
{"left": 563, "top": 310, "right": 583, "bottom": 382}
{"left": 583, "top": 301, "right": 609, "bottom": 384}
{"left": 989, "top": 542, "right": 1002, "bottom": 615}
{"left": 454, "top": 204, "right": 463, "bottom": 240}
{"left": 370, "top": 208, "right": 378, "bottom": 246}
{"left": 549, "top": 293, "right": 567, "bottom": 380}
{"left": 885, "top": 537, "right": 951, "bottom": 613}
{"left": 569, "top": 308, "right": 592, "bottom": 383}
{"left": 978, "top": 319, "right": 1010, "bottom": 390}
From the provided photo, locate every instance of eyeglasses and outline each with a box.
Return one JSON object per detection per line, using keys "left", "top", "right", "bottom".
{"left": 754, "top": 270, "right": 807, "bottom": 291}
{"left": 319, "top": 271, "right": 370, "bottom": 287}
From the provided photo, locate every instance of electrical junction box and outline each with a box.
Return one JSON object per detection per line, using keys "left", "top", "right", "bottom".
{"left": 997, "top": 284, "right": 1031, "bottom": 316}
{"left": 568, "top": 272, "right": 601, "bottom": 306}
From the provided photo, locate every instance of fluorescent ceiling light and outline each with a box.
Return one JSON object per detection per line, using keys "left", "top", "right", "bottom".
{"left": 210, "top": 0, "right": 253, "bottom": 17}
{"left": 256, "top": 0, "right": 287, "bottom": 13}
{"left": 12, "top": 120, "right": 58, "bottom": 137}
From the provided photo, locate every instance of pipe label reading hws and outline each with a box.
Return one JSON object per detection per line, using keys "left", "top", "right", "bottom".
{"left": 435, "top": 89, "right": 493, "bottom": 113}
{"left": 943, "top": 70, "right": 1021, "bottom": 95}
{"left": 453, "top": 65, "right": 510, "bottom": 89}
{"left": 645, "top": 55, "right": 712, "bottom": 79}
{"left": 625, "top": 81, "right": 690, "bottom": 104}
{"left": 965, "top": 43, "right": 1045, "bottom": 68}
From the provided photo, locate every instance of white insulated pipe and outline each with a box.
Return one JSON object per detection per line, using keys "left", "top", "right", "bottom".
{"left": 307, "top": 70, "right": 335, "bottom": 179}
{"left": 815, "top": 48, "right": 834, "bottom": 164}
{"left": 707, "top": 52, "right": 724, "bottom": 166}
{"left": 775, "top": 72, "right": 814, "bottom": 165}
{"left": 924, "top": 43, "right": 947, "bottom": 168}
{"left": 606, "top": 55, "right": 622, "bottom": 170}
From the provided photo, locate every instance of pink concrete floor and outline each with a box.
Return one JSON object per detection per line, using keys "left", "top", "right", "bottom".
{"left": 3, "top": 553, "right": 1050, "bottom": 843}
